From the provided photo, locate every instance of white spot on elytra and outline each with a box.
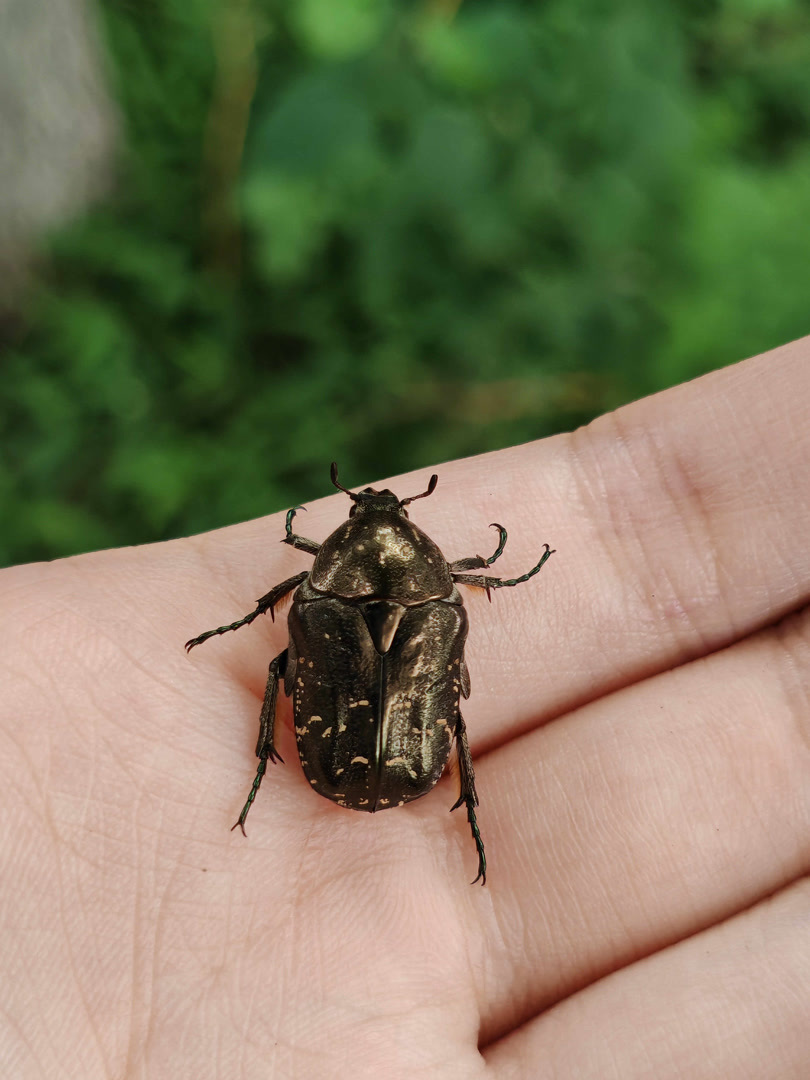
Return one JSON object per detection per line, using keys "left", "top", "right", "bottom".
{"left": 335, "top": 768, "right": 344, "bottom": 776}
{"left": 321, "top": 727, "right": 332, "bottom": 737}
{"left": 351, "top": 756, "right": 369, "bottom": 765}
{"left": 310, "top": 715, "right": 323, "bottom": 723}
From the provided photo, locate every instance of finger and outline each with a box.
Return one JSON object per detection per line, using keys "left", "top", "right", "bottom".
{"left": 176, "top": 338, "right": 810, "bottom": 754}
{"left": 467, "top": 602, "right": 810, "bottom": 1042}
{"left": 486, "top": 875, "right": 810, "bottom": 1079}
{"left": 452, "top": 334, "right": 810, "bottom": 748}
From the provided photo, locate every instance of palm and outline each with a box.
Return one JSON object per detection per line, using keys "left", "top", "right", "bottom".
{"left": 3, "top": 337, "right": 809, "bottom": 1079}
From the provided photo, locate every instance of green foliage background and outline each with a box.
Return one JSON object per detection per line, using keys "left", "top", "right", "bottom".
{"left": 3, "top": 0, "right": 810, "bottom": 566}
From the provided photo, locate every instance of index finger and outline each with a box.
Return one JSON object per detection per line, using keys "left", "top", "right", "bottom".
{"left": 181, "top": 335, "right": 810, "bottom": 755}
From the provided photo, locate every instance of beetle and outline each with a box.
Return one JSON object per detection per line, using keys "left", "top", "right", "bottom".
{"left": 186, "top": 464, "right": 553, "bottom": 883}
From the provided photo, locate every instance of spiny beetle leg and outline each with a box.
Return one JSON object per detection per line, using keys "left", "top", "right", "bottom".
{"left": 232, "top": 758, "right": 266, "bottom": 836}
{"left": 449, "top": 523, "right": 508, "bottom": 573}
{"left": 452, "top": 543, "right": 555, "bottom": 594}
{"left": 283, "top": 506, "right": 320, "bottom": 557}
{"left": 255, "top": 571, "right": 310, "bottom": 625}
{"left": 233, "top": 649, "right": 288, "bottom": 834}
{"left": 255, "top": 649, "right": 287, "bottom": 761}
{"left": 184, "top": 571, "right": 308, "bottom": 651}
{"left": 450, "top": 711, "right": 486, "bottom": 885}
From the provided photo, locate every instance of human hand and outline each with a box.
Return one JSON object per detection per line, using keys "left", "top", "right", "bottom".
{"left": 2, "top": 337, "right": 809, "bottom": 1078}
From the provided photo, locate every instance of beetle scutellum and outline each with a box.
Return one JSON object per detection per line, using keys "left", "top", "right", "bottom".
{"left": 186, "top": 465, "right": 553, "bottom": 884}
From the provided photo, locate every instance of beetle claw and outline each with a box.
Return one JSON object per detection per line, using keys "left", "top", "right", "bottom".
{"left": 185, "top": 631, "right": 211, "bottom": 651}
{"left": 231, "top": 820, "right": 248, "bottom": 837}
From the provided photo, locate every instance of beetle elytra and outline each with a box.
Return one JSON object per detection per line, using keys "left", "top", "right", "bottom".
{"left": 186, "top": 464, "right": 554, "bottom": 884}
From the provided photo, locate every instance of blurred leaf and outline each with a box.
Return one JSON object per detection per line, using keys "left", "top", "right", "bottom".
{"left": 290, "top": 0, "right": 390, "bottom": 59}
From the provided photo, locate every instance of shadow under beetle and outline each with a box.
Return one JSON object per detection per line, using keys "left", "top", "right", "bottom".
{"left": 186, "top": 464, "right": 554, "bottom": 884}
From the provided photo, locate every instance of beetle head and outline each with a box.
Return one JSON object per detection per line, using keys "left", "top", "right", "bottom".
{"left": 330, "top": 462, "right": 438, "bottom": 517}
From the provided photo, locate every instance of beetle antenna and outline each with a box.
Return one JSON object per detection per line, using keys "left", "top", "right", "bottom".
{"left": 330, "top": 462, "right": 359, "bottom": 500}
{"left": 400, "top": 474, "right": 438, "bottom": 507}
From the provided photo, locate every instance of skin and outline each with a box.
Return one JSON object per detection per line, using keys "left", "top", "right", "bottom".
{"left": 2, "top": 335, "right": 810, "bottom": 1079}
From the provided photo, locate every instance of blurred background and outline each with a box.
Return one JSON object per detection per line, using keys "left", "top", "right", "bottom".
{"left": 1, "top": 0, "right": 809, "bottom": 568}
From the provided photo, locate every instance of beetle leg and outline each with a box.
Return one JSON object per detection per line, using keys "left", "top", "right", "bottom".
{"left": 232, "top": 648, "right": 288, "bottom": 835}
{"left": 450, "top": 711, "right": 487, "bottom": 885}
{"left": 255, "top": 648, "right": 287, "bottom": 763}
{"left": 185, "top": 571, "right": 308, "bottom": 651}
{"left": 282, "top": 506, "right": 320, "bottom": 556}
{"left": 452, "top": 543, "right": 555, "bottom": 593}
{"left": 449, "top": 523, "right": 508, "bottom": 572}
